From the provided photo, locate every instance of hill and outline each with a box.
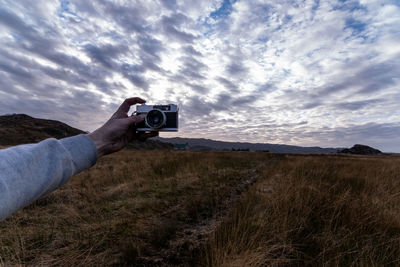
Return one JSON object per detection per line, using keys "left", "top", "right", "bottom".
{"left": 338, "top": 144, "right": 382, "bottom": 155}
{"left": 157, "top": 137, "right": 341, "bottom": 154}
{"left": 0, "top": 114, "right": 85, "bottom": 146}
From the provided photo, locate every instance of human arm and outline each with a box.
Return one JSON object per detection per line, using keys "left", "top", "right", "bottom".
{"left": 0, "top": 97, "right": 156, "bottom": 221}
{"left": 0, "top": 135, "right": 97, "bottom": 221}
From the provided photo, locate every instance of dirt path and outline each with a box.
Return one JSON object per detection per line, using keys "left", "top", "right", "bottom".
{"left": 135, "top": 166, "right": 263, "bottom": 266}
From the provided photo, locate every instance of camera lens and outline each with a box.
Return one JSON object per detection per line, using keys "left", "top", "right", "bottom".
{"left": 145, "top": 109, "right": 166, "bottom": 129}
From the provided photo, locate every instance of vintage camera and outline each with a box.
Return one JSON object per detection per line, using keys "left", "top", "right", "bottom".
{"left": 135, "top": 104, "right": 179, "bottom": 132}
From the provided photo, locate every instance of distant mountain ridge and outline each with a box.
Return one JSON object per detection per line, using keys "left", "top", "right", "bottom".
{"left": 1, "top": 114, "right": 344, "bottom": 153}
{"left": 157, "top": 137, "right": 342, "bottom": 154}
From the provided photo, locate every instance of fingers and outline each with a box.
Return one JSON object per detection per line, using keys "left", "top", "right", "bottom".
{"left": 125, "top": 114, "right": 146, "bottom": 125}
{"left": 116, "top": 97, "right": 146, "bottom": 114}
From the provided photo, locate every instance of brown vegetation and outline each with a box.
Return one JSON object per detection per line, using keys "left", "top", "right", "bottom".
{"left": 202, "top": 154, "right": 400, "bottom": 266}
{"left": 0, "top": 150, "right": 265, "bottom": 265}
{"left": 1, "top": 151, "right": 400, "bottom": 266}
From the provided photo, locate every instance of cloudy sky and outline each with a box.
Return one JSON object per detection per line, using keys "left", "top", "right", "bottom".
{"left": 0, "top": 0, "right": 399, "bottom": 151}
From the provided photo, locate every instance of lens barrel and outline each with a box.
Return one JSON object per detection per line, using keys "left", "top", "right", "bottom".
{"left": 145, "top": 109, "right": 166, "bottom": 129}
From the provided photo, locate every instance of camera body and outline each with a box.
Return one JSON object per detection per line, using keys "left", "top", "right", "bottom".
{"left": 135, "top": 104, "right": 179, "bottom": 132}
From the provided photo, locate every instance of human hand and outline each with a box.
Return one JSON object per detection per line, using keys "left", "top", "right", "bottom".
{"left": 87, "top": 97, "right": 158, "bottom": 157}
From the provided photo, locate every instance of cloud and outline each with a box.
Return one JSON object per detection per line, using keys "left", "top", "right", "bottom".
{"left": 226, "top": 62, "right": 248, "bottom": 76}
{"left": 0, "top": 0, "right": 399, "bottom": 151}
{"left": 183, "top": 45, "right": 203, "bottom": 57}
{"left": 334, "top": 99, "right": 383, "bottom": 111}
{"left": 161, "top": 15, "right": 197, "bottom": 43}
{"left": 178, "top": 56, "right": 209, "bottom": 81}
{"left": 216, "top": 76, "right": 239, "bottom": 92}
{"left": 160, "top": 0, "right": 178, "bottom": 10}
{"left": 99, "top": 1, "right": 148, "bottom": 34}
{"left": 0, "top": 60, "right": 33, "bottom": 80}
{"left": 84, "top": 43, "right": 128, "bottom": 69}
{"left": 318, "top": 58, "right": 399, "bottom": 97}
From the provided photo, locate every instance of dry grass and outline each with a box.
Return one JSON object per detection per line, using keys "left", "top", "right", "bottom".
{"left": 0, "top": 150, "right": 268, "bottom": 265}
{"left": 202, "top": 154, "right": 400, "bottom": 266}
{"left": 1, "top": 151, "right": 400, "bottom": 266}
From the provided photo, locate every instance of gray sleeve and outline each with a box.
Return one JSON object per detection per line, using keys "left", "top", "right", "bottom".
{"left": 0, "top": 134, "right": 98, "bottom": 221}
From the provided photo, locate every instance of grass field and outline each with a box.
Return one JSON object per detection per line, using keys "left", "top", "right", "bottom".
{"left": 1, "top": 150, "right": 400, "bottom": 266}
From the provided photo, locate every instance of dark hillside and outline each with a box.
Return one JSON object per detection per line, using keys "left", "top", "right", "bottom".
{"left": 339, "top": 144, "right": 382, "bottom": 155}
{"left": 0, "top": 114, "right": 84, "bottom": 145}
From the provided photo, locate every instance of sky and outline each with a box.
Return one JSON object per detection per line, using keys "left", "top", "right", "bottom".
{"left": 0, "top": 0, "right": 399, "bottom": 152}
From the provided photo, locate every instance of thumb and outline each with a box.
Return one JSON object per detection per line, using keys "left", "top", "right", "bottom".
{"left": 124, "top": 114, "right": 146, "bottom": 126}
